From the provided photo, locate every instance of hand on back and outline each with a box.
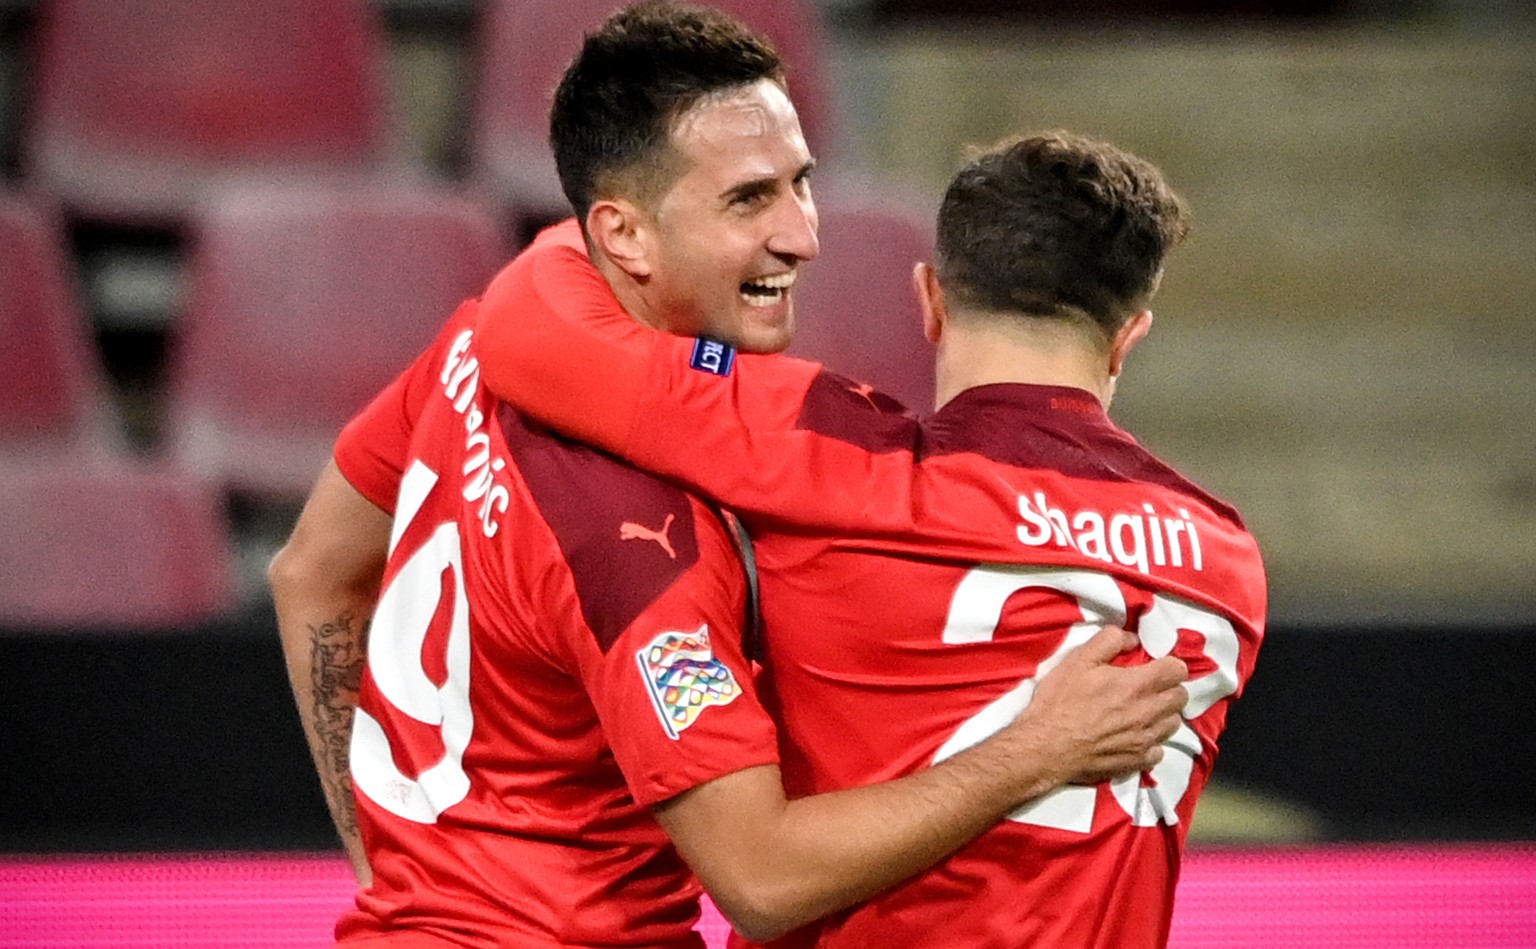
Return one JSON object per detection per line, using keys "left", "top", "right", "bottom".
{"left": 1015, "top": 625, "right": 1189, "bottom": 785}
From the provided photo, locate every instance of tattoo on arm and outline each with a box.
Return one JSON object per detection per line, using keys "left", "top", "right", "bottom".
{"left": 310, "top": 612, "right": 368, "bottom": 838}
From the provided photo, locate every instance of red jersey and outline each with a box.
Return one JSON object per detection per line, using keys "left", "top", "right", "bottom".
{"left": 331, "top": 299, "right": 779, "bottom": 948}
{"left": 472, "top": 224, "right": 1268, "bottom": 949}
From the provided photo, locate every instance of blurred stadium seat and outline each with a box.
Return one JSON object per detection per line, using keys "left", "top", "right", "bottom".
{"left": 789, "top": 191, "right": 936, "bottom": 411}
{"left": 0, "top": 192, "right": 119, "bottom": 451}
{"left": 164, "top": 181, "right": 506, "bottom": 499}
{"left": 0, "top": 457, "right": 236, "bottom": 627}
{"left": 467, "top": 0, "right": 836, "bottom": 236}
{"left": 21, "top": 0, "right": 405, "bottom": 226}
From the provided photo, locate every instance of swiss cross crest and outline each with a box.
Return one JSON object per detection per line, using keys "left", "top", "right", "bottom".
{"left": 636, "top": 625, "right": 742, "bottom": 739}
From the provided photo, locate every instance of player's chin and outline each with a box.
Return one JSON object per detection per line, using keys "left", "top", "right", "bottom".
{"left": 733, "top": 298, "right": 796, "bottom": 355}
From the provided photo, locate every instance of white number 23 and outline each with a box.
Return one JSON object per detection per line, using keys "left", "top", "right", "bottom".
{"left": 932, "top": 565, "right": 1240, "bottom": 833}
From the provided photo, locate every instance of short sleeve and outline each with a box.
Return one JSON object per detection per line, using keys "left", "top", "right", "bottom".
{"left": 574, "top": 497, "right": 779, "bottom": 807}
{"left": 335, "top": 301, "right": 480, "bottom": 513}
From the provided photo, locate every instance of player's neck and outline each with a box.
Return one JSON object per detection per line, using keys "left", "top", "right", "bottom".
{"left": 591, "top": 251, "right": 671, "bottom": 332}
{"left": 933, "top": 318, "right": 1112, "bottom": 412}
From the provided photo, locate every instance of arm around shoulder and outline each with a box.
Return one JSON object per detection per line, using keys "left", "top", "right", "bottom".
{"left": 652, "top": 625, "right": 1188, "bottom": 941}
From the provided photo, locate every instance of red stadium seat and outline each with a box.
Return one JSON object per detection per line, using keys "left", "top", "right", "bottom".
{"left": 0, "top": 193, "right": 119, "bottom": 452}
{"left": 0, "top": 458, "right": 236, "bottom": 628}
{"left": 789, "top": 192, "right": 937, "bottom": 412}
{"left": 165, "top": 181, "right": 507, "bottom": 499}
{"left": 22, "top": 0, "right": 404, "bottom": 226}
{"left": 468, "top": 0, "right": 837, "bottom": 231}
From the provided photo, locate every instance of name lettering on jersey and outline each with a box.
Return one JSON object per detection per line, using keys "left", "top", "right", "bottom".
{"left": 1016, "top": 491, "right": 1203, "bottom": 576}
{"left": 689, "top": 338, "right": 736, "bottom": 377}
{"left": 620, "top": 513, "right": 678, "bottom": 559}
{"left": 636, "top": 625, "right": 741, "bottom": 740}
{"left": 441, "top": 329, "right": 512, "bottom": 538}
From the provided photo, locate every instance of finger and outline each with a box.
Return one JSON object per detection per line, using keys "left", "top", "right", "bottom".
{"left": 1152, "top": 712, "right": 1183, "bottom": 744}
{"left": 1169, "top": 684, "right": 1190, "bottom": 711}
{"left": 1070, "top": 624, "right": 1138, "bottom": 665}
{"left": 1117, "top": 656, "right": 1186, "bottom": 696}
{"left": 1144, "top": 693, "right": 1187, "bottom": 733}
{"left": 1143, "top": 655, "right": 1190, "bottom": 687}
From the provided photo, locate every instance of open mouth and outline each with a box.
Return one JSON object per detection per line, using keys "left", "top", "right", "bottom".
{"left": 740, "top": 272, "right": 796, "bottom": 308}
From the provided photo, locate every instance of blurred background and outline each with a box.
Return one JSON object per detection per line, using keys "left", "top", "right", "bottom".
{"left": 1, "top": 0, "right": 1532, "bottom": 944}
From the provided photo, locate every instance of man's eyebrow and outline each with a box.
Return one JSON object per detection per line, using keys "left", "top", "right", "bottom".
{"left": 721, "top": 176, "right": 777, "bottom": 203}
{"left": 720, "top": 160, "right": 818, "bottom": 203}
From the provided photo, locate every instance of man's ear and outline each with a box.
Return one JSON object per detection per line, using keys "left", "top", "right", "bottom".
{"left": 586, "top": 199, "right": 653, "bottom": 278}
{"left": 914, "top": 262, "right": 947, "bottom": 344}
{"left": 1109, "top": 309, "right": 1154, "bottom": 378}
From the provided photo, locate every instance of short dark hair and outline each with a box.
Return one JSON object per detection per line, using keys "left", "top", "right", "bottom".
{"left": 935, "top": 131, "right": 1190, "bottom": 341}
{"left": 549, "top": 0, "right": 785, "bottom": 218}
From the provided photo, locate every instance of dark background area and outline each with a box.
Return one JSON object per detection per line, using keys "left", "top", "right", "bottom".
{"left": 3, "top": 618, "right": 1531, "bottom": 852}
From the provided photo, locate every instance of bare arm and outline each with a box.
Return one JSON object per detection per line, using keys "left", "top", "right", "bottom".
{"left": 268, "top": 460, "right": 392, "bottom": 885}
{"left": 655, "top": 626, "right": 1188, "bottom": 941}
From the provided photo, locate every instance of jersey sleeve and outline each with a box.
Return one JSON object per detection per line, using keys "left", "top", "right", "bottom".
{"left": 474, "top": 224, "right": 925, "bottom": 534}
{"left": 571, "top": 495, "right": 780, "bottom": 807}
{"left": 335, "top": 301, "right": 480, "bottom": 513}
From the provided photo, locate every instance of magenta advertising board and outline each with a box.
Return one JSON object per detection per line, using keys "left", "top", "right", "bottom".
{"left": 2, "top": 845, "right": 1533, "bottom": 947}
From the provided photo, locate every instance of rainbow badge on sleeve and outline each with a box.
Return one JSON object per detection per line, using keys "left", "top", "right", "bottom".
{"left": 636, "top": 625, "right": 742, "bottom": 740}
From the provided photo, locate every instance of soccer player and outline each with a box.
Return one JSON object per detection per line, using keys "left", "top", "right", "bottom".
{"left": 269, "top": 5, "right": 1192, "bottom": 947}
{"left": 471, "top": 130, "right": 1269, "bottom": 948}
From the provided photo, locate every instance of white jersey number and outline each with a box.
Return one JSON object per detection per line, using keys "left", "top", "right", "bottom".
{"left": 351, "top": 461, "right": 476, "bottom": 823}
{"left": 931, "top": 565, "right": 1240, "bottom": 833}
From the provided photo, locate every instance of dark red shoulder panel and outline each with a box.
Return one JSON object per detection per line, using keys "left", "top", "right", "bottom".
{"left": 794, "top": 370, "right": 920, "bottom": 453}
{"left": 920, "top": 385, "right": 1247, "bottom": 527}
{"left": 794, "top": 378, "right": 1244, "bottom": 529}
{"left": 498, "top": 403, "right": 702, "bottom": 652}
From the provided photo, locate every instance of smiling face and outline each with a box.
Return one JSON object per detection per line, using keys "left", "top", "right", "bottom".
{"left": 627, "top": 79, "right": 819, "bottom": 355}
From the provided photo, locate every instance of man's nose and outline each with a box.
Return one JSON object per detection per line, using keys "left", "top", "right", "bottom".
{"left": 769, "top": 192, "right": 819, "bottom": 262}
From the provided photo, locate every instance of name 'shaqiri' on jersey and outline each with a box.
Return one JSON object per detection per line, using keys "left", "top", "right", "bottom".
{"left": 1017, "top": 490, "right": 1204, "bottom": 577}
{"left": 439, "top": 329, "right": 511, "bottom": 539}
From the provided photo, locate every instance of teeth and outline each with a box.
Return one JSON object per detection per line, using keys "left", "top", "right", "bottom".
{"left": 741, "top": 272, "right": 796, "bottom": 307}
{"left": 742, "top": 288, "right": 782, "bottom": 307}
{"left": 743, "top": 272, "right": 796, "bottom": 292}
{"left": 754, "top": 272, "right": 796, "bottom": 290}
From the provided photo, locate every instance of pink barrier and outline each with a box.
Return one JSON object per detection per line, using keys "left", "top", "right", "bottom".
{"left": 2, "top": 845, "right": 1533, "bottom": 947}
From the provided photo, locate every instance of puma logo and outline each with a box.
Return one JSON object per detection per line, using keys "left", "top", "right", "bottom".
{"left": 849, "top": 383, "right": 879, "bottom": 410}
{"left": 620, "top": 513, "right": 677, "bottom": 559}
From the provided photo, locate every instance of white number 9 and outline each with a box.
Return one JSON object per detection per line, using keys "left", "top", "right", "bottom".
{"left": 351, "top": 461, "right": 476, "bottom": 823}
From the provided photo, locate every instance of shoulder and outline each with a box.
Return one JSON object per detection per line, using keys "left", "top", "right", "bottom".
{"left": 497, "top": 404, "right": 737, "bottom": 651}
{"left": 481, "top": 220, "right": 602, "bottom": 311}
{"left": 788, "top": 367, "right": 921, "bottom": 453}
